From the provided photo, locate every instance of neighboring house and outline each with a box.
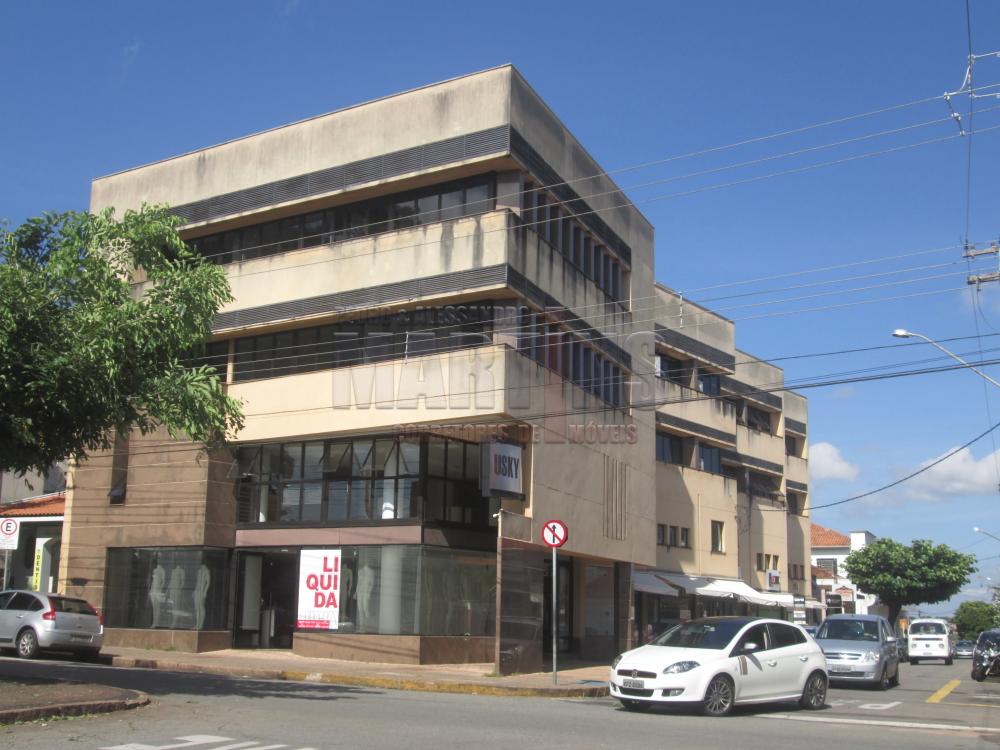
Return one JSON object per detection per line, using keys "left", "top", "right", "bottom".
{"left": 60, "top": 65, "right": 812, "bottom": 668}
{"left": 0, "top": 462, "right": 66, "bottom": 505}
{"left": 0, "top": 492, "right": 65, "bottom": 593}
{"left": 810, "top": 524, "right": 883, "bottom": 616}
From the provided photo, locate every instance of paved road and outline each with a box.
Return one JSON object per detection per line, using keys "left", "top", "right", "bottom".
{"left": 1, "top": 656, "right": 998, "bottom": 749}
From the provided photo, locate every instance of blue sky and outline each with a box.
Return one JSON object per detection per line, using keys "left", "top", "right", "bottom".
{"left": 3, "top": 1, "right": 1000, "bottom": 614}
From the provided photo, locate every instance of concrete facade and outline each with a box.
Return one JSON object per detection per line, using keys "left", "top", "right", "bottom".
{"left": 61, "top": 66, "right": 808, "bottom": 665}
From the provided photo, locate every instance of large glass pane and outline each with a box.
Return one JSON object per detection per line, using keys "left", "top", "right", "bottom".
{"left": 417, "top": 193, "right": 439, "bottom": 225}
{"left": 280, "top": 483, "right": 301, "bottom": 522}
{"left": 392, "top": 198, "right": 417, "bottom": 229}
{"left": 464, "top": 182, "right": 491, "bottom": 216}
{"left": 464, "top": 443, "right": 479, "bottom": 481}
{"left": 446, "top": 441, "right": 464, "bottom": 479}
{"left": 324, "top": 442, "right": 352, "bottom": 478}
{"left": 279, "top": 217, "right": 302, "bottom": 251}
{"left": 352, "top": 440, "right": 374, "bottom": 477}
{"left": 303, "top": 441, "right": 325, "bottom": 480}
{"left": 260, "top": 222, "right": 280, "bottom": 256}
{"left": 397, "top": 478, "right": 419, "bottom": 518}
{"left": 239, "top": 226, "right": 260, "bottom": 262}
{"left": 280, "top": 443, "right": 302, "bottom": 480}
{"left": 398, "top": 438, "right": 421, "bottom": 475}
{"left": 274, "top": 331, "right": 295, "bottom": 377}
{"left": 420, "top": 546, "right": 496, "bottom": 636}
{"left": 441, "top": 189, "right": 463, "bottom": 220}
{"left": 375, "top": 479, "right": 395, "bottom": 519}
{"left": 301, "top": 482, "right": 322, "bottom": 521}
{"left": 296, "top": 327, "right": 318, "bottom": 373}
{"left": 427, "top": 438, "right": 446, "bottom": 476}
{"left": 368, "top": 203, "right": 389, "bottom": 235}
{"left": 302, "top": 212, "right": 324, "bottom": 248}
{"left": 349, "top": 479, "right": 372, "bottom": 520}
{"left": 425, "top": 478, "right": 445, "bottom": 521}
{"left": 326, "top": 480, "right": 349, "bottom": 521}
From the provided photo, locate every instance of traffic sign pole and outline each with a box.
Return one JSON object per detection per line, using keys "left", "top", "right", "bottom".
{"left": 552, "top": 545, "right": 557, "bottom": 686}
{"left": 2, "top": 549, "right": 7, "bottom": 590}
{"left": 541, "top": 519, "right": 568, "bottom": 687}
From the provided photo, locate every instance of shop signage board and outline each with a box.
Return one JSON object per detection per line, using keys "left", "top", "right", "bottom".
{"left": 0, "top": 519, "right": 18, "bottom": 551}
{"left": 766, "top": 569, "right": 781, "bottom": 592}
{"left": 481, "top": 442, "right": 523, "bottom": 497}
{"left": 296, "top": 549, "right": 342, "bottom": 630}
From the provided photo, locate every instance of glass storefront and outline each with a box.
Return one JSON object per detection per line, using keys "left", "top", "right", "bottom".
{"left": 104, "top": 547, "right": 229, "bottom": 630}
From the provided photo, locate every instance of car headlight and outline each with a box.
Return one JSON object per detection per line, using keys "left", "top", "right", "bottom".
{"left": 862, "top": 651, "right": 880, "bottom": 663}
{"left": 612, "top": 654, "right": 623, "bottom": 669}
{"left": 663, "top": 661, "right": 700, "bottom": 674}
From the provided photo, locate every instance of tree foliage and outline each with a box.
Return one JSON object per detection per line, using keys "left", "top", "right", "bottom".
{"left": 952, "top": 600, "right": 995, "bottom": 640}
{"left": 0, "top": 206, "right": 243, "bottom": 475}
{"left": 843, "top": 538, "right": 976, "bottom": 625}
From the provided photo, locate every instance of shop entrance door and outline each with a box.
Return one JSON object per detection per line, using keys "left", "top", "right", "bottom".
{"left": 234, "top": 551, "right": 298, "bottom": 648}
{"left": 543, "top": 557, "right": 573, "bottom": 654}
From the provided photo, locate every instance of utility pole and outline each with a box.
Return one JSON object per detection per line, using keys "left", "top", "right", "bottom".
{"left": 966, "top": 241, "right": 1000, "bottom": 286}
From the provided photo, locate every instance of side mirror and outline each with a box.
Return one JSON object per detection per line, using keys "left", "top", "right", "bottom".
{"left": 740, "top": 641, "right": 760, "bottom": 654}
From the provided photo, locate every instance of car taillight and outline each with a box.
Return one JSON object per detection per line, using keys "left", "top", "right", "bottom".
{"left": 42, "top": 607, "right": 56, "bottom": 621}
{"left": 88, "top": 605, "right": 103, "bottom": 625}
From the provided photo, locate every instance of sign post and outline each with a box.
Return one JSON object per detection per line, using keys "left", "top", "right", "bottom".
{"left": 541, "top": 519, "right": 568, "bottom": 687}
{"left": 0, "top": 519, "right": 19, "bottom": 590}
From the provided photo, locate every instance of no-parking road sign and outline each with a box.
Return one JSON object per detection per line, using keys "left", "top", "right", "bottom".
{"left": 541, "top": 519, "right": 568, "bottom": 548}
{"left": 0, "top": 518, "right": 19, "bottom": 551}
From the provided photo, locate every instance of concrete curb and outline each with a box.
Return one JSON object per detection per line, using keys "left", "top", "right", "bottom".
{"left": 0, "top": 691, "right": 150, "bottom": 725}
{"left": 109, "top": 656, "right": 609, "bottom": 698}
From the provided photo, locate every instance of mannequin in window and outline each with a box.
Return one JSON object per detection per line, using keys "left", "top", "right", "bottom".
{"left": 168, "top": 564, "right": 186, "bottom": 628}
{"left": 356, "top": 562, "right": 375, "bottom": 631}
{"left": 194, "top": 564, "right": 211, "bottom": 630}
{"left": 149, "top": 563, "right": 166, "bottom": 628}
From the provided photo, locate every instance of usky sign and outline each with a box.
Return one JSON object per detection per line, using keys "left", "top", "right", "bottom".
{"left": 481, "top": 442, "right": 523, "bottom": 497}
{"left": 296, "top": 549, "right": 342, "bottom": 630}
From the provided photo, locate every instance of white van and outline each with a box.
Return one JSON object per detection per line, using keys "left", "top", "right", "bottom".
{"left": 907, "top": 618, "right": 953, "bottom": 665}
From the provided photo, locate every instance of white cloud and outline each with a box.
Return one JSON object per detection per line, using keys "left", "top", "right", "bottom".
{"left": 810, "top": 442, "right": 860, "bottom": 481}
{"left": 904, "top": 446, "right": 1000, "bottom": 500}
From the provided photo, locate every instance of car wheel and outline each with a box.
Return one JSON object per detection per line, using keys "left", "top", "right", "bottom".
{"left": 620, "top": 699, "right": 651, "bottom": 712}
{"left": 800, "top": 671, "right": 827, "bottom": 710}
{"left": 877, "top": 666, "right": 890, "bottom": 691}
{"left": 16, "top": 629, "right": 39, "bottom": 659}
{"left": 702, "top": 674, "right": 735, "bottom": 717}
{"left": 889, "top": 665, "right": 900, "bottom": 687}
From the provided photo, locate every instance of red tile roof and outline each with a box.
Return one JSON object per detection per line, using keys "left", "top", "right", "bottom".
{"left": 811, "top": 523, "right": 850, "bottom": 547}
{"left": 0, "top": 492, "right": 65, "bottom": 518}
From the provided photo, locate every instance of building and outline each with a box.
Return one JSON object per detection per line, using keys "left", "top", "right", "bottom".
{"left": 1, "top": 462, "right": 66, "bottom": 505}
{"left": 0, "top": 492, "right": 65, "bottom": 593}
{"left": 811, "top": 524, "right": 882, "bottom": 615}
{"left": 59, "top": 66, "right": 811, "bottom": 668}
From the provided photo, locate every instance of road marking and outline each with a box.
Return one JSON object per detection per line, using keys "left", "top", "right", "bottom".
{"left": 760, "top": 714, "right": 1000, "bottom": 733}
{"left": 857, "top": 701, "right": 901, "bottom": 711}
{"left": 101, "top": 737, "right": 233, "bottom": 750}
{"left": 926, "top": 678, "right": 961, "bottom": 704}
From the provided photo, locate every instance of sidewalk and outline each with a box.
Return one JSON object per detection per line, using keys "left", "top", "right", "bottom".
{"left": 104, "top": 646, "right": 612, "bottom": 698}
{"left": 0, "top": 677, "right": 148, "bottom": 724}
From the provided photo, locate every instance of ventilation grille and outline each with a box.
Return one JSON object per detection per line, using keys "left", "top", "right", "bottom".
{"left": 173, "top": 125, "right": 511, "bottom": 226}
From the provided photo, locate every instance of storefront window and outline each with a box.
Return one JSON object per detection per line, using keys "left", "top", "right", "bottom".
{"left": 104, "top": 547, "right": 229, "bottom": 630}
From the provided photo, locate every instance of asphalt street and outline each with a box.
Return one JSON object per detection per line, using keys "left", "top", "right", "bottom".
{"left": 2, "top": 656, "right": 999, "bottom": 750}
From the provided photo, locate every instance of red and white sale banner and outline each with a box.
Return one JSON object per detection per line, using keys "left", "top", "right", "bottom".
{"left": 296, "top": 549, "right": 342, "bottom": 630}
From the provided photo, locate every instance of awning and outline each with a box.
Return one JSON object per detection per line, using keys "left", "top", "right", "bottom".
{"left": 695, "top": 579, "right": 778, "bottom": 607}
{"left": 632, "top": 571, "right": 686, "bottom": 597}
{"left": 805, "top": 599, "right": 826, "bottom": 610}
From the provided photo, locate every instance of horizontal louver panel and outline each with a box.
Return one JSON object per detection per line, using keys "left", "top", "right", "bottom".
{"left": 172, "top": 126, "right": 511, "bottom": 226}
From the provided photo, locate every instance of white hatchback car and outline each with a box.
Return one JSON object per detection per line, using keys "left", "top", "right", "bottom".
{"left": 609, "top": 617, "right": 828, "bottom": 716}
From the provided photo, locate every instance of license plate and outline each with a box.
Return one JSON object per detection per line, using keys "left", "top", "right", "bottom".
{"left": 70, "top": 634, "right": 90, "bottom": 640}
{"left": 622, "top": 678, "right": 645, "bottom": 689}
{"left": 829, "top": 666, "right": 852, "bottom": 673}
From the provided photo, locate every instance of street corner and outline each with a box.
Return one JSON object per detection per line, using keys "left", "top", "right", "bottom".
{"left": 0, "top": 678, "right": 150, "bottom": 725}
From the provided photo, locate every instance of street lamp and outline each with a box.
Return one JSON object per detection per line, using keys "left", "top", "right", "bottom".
{"left": 892, "top": 329, "right": 1000, "bottom": 390}
{"left": 974, "top": 527, "right": 1000, "bottom": 544}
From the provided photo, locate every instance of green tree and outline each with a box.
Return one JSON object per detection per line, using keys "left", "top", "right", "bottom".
{"left": 952, "top": 600, "right": 995, "bottom": 640}
{"left": 0, "top": 206, "right": 243, "bottom": 475}
{"left": 843, "top": 538, "right": 976, "bottom": 625}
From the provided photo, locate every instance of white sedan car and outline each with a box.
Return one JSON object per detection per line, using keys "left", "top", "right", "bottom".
{"left": 609, "top": 617, "right": 828, "bottom": 716}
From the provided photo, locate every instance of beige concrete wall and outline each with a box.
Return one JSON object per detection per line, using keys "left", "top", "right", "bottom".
{"left": 59, "top": 428, "right": 234, "bottom": 609}
{"left": 655, "top": 378, "right": 734, "bottom": 437}
{"left": 783, "top": 391, "right": 808, "bottom": 423}
{"left": 91, "top": 67, "right": 514, "bottom": 217}
{"left": 785, "top": 455, "right": 809, "bottom": 485}
{"left": 746, "top": 494, "right": 789, "bottom": 592}
{"left": 735, "top": 350, "right": 784, "bottom": 391}
{"left": 786, "top": 514, "right": 811, "bottom": 596}
{"left": 654, "top": 285, "right": 735, "bottom": 360}
{"left": 655, "top": 464, "right": 739, "bottom": 579}
{"left": 736, "top": 424, "right": 785, "bottom": 468}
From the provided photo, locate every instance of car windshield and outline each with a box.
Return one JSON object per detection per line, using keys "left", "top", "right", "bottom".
{"left": 816, "top": 619, "right": 879, "bottom": 641}
{"left": 910, "top": 622, "right": 946, "bottom": 635}
{"left": 651, "top": 620, "right": 747, "bottom": 649}
{"left": 978, "top": 632, "right": 1000, "bottom": 649}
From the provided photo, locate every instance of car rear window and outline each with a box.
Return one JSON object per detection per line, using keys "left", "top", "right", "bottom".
{"left": 817, "top": 619, "right": 879, "bottom": 641}
{"left": 51, "top": 597, "right": 96, "bottom": 615}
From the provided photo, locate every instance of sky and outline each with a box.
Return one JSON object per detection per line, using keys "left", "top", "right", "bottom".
{"left": 3, "top": 1, "right": 1000, "bottom": 615}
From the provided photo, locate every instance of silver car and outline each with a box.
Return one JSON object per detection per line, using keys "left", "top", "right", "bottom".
{"left": 815, "top": 614, "right": 900, "bottom": 689}
{"left": 0, "top": 590, "right": 103, "bottom": 659}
